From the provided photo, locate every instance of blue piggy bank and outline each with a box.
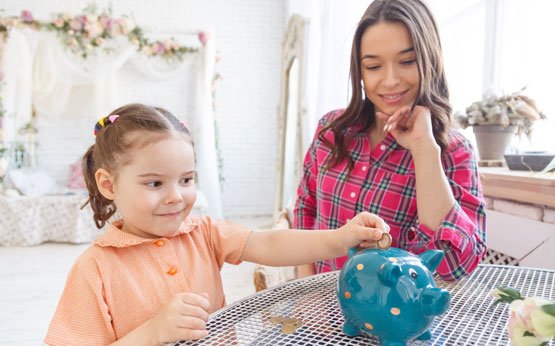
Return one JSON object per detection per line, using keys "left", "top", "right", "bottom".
{"left": 337, "top": 247, "right": 450, "bottom": 346}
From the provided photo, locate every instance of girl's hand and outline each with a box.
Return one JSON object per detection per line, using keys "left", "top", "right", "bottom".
{"left": 337, "top": 212, "right": 390, "bottom": 251}
{"left": 376, "top": 105, "right": 437, "bottom": 152}
{"left": 148, "top": 292, "right": 210, "bottom": 344}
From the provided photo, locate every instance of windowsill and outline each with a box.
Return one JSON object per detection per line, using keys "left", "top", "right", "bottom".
{"left": 479, "top": 167, "right": 555, "bottom": 208}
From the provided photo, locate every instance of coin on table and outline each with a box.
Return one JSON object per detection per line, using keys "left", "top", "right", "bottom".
{"left": 282, "top": 317, "right": 301, "bottom": 326}
{"left": 377, "top": 232, "right": 392, "bottom": 249}
{"left": 282, "top": 324, "right": 301, "bottom": 334}
{"left": 270, "top": 316, "right": 285, "bottom": 324}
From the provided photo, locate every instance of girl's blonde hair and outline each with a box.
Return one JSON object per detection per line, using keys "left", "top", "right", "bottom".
{"left": 82, "top": 103, "right": 193, "bottom": 228}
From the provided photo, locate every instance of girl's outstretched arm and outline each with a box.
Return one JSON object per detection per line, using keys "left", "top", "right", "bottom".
{"left": 240, "top": 212, "right": 389, "bottom": 266}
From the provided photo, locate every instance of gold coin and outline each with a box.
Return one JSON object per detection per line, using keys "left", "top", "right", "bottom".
{"left": 282, "top": 324, "right": 300, "bottom": 334}
{"left": 377, "top": 232, "right": 392, "bottom": 249}
{"left": 270, "top": 316, "right": 285, "bottom": 324}
{"left": 282, "top": 317, "right": 300, "bottom": 325}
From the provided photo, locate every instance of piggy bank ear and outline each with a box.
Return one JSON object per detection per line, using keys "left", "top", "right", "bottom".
{"left": 419, "top": 250, "right": 444, "bottom": 273}
{"left": 378, "top": 262, "right": 401, "bottom": 286}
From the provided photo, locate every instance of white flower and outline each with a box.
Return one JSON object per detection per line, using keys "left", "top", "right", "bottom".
{"left": 508, "top": 297, "right": 554, "bottom": 346}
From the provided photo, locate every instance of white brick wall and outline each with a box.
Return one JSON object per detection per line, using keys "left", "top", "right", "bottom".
{"left": 0, "top": 0, "right": 284, "bottom": 218}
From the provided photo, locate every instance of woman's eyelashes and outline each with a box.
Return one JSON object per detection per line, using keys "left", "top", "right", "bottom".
{"left": 363, "top": 59, "right": 416, "bottom": 71}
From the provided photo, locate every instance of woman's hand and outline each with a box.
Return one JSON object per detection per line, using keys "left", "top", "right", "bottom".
{"left": 376, "top": 105, "right": 437, "bottom": 152}
{"left": 147, "top": 292, "right": 210, "bottom": 344}
{"left": 336, "top": 212, "right": 390, "bottom": 251}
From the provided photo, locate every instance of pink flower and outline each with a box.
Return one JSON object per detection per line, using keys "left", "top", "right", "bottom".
{"left": 53, "top": 17, "right": 64, "bottom": 28}
{"left": 508, "top": 298, "right": 553, "bottom": 346}
{"left": 77, "top": 15, "right": 88, "bottom": 24}
{"left": 20, "top": 10, "right": 34, "bottom": 23}
{"left": 198, "top": 31, "right": 208, "bottom": 45}
{"left": 155, "top": 43, "right": 165, "bottom": 54}
{"left": 70, "top": 19, "right": 83, "bottom": 31}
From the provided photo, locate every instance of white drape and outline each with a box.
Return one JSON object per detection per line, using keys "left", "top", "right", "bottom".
{"left": 2, "top": 29, "right": 222, "bottom": 218}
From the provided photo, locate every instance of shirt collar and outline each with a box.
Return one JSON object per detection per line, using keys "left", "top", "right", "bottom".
{"left": 94, "top": 218, "right": 199, "bottom": 248}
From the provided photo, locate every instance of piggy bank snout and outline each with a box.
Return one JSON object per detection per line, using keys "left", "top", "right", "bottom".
{"left": 420, "top": 287, "right": 451, "bottom": 316}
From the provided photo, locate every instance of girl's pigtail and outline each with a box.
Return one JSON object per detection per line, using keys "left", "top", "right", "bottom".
{"left": 81, "top": 145, "right": 116, "bottom": 229}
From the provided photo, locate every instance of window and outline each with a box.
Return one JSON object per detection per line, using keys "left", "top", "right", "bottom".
{"left": 430, "top": 0, "right": 555, "bottom": 151}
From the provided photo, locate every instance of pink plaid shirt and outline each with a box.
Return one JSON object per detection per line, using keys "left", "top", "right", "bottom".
{"left": 294, "top": 110, "right": 486, "bottom": 280}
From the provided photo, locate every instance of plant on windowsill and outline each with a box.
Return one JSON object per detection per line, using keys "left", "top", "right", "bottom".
{"left": 455, "top": 88, "right": 546, "bottom": 161}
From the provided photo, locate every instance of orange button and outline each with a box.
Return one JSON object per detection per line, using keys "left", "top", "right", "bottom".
{"left": 167, "top": 267, "right": 178, "bottom": 275}
{"left": 154, "top": 240, "right": 165, "bottom": 247}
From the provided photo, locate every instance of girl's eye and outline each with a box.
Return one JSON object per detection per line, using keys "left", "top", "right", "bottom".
{"left": 180, "top": 177, "right": 193, "bottom": 184}
{"left": 365, "top": 65, "right": 380, "bottom": 71}
{"left": 146, "top": 181, "right": 162, "bottom": 188}
{"left": 401, "top": 59, "right": 416, "bottom": 66}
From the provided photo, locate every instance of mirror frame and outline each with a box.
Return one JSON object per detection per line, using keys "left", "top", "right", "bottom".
{"left": 274, "top": 14, "right": 309, "bottom": 219}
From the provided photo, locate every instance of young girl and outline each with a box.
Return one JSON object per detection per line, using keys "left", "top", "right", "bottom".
{"left": 44, "top": 103, "right": 389, "bottom": 345}
{"left": 295, "top": 0, "right": 486, "bottom": 281}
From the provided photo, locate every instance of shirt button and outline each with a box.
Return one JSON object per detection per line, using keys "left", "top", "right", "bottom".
{"left": 361, "top": 165, "right": 367, "bottom": 171}
{"left": 380, "top": 144, "right": 386, "bottom": 151}
{"left": 350, "top": 192, "right": 356, "bottom": 198}
{"left": 154, "top": 240, "right": 165, "bottom": 247}
{"left": 167, "top": 267, "right": 178, "bottom": 275}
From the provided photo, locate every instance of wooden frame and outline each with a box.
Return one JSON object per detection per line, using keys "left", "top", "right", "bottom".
{"left": 274, "top": 15, "right": 309, "bottom": 219}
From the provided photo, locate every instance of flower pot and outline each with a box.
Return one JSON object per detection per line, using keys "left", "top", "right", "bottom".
{"left": 473, "top": 125, "right": 516, "bottom": 161}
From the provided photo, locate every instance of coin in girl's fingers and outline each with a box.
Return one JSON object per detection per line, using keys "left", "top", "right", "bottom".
{"left": 377, "top": 232, "right": 392, "bottom": 249}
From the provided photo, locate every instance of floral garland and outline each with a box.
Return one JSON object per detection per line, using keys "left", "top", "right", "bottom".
{"left": 0, "top": 7, "right": 212, "bottom": 185}
{"left": 2, "top": 7, "right": 201, "bottom": 59}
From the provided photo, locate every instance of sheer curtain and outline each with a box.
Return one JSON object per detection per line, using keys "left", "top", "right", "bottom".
{"left": 2, "top": 29, "right": 222, "bottom": 217}
{"left": 286, "top": 0, "right": 369, "bottom": 151}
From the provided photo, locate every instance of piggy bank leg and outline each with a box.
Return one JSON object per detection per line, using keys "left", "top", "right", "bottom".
{"left": 342, "top": 321, "right": 361, "bottom": 337}
{"left": 416, "top": 330, "right": 432, "bottom": 341}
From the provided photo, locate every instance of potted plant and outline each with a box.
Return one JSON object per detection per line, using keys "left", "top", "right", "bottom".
{"left": 455, "top": 89, "right": 546, "bottom": 161}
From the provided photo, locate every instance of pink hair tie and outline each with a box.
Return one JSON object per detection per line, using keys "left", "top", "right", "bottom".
{"left": 108, "top": 114, "right": 119, "bottom": 123}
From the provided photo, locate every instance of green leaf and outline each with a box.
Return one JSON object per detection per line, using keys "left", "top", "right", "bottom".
{"left": 541, "top": 304, "right": 555, "bottom": 317}
{"left": 495, "top": 286, "right": 523, "bottom": 303}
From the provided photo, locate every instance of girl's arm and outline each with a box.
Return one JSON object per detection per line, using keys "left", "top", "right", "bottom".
{"left": 241, "top": 212, "right": 388, "bottom": 266}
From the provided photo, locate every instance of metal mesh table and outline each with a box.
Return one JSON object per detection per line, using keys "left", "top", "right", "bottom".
{"left": 173, "top": 265, "right": 555, "bottom": 345}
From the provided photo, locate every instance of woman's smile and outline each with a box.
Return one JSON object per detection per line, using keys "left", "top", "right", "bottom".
{"left": 379, "top": 90, "right": 409, "bottom": 107}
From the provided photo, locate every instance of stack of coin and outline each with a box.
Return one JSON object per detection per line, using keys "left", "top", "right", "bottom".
{"left": 270, "top": 316, "right": 303, "bottom": 334}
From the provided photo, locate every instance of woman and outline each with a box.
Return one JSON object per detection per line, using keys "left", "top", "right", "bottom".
{"left": 295, "top": 0, "right": 486, "bottom": 281}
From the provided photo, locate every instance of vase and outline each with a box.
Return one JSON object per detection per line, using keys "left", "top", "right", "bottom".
{"left": 473, "top": 125, "right": 517, "bottom": 161}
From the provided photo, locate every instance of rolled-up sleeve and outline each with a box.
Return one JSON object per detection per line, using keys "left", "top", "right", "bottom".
{"left": 406, "top": 136, "right": 487, "bottom": 280}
